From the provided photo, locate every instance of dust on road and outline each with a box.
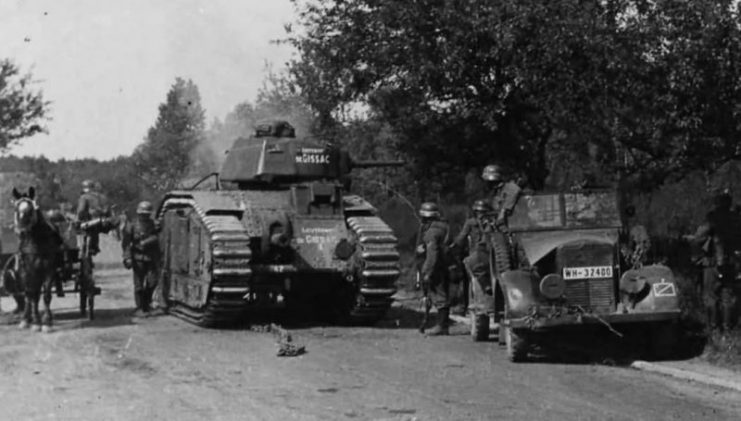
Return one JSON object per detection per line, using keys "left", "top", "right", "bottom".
{"left": 1, "top": 271, "right": 740, "bottom": 421}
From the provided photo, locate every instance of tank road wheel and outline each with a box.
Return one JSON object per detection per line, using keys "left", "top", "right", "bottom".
{"left": 471, "top": 313, "right": 490, "bottom": 342}
{"left": 504, "top": 326, "right": 529, "bottom": 362}
{"left": 345, "top": 216, "right": 401, "bottom": 325}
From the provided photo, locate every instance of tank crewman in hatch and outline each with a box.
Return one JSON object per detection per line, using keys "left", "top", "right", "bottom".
{"left": 482, "top": 164, "right": 522, "bottom": 230}
{"left": 452, "top": 200, "right": 495, "bottom": 309}
{"left": 122, "top": 201, "right": 160, "bottom": 317}
{"left": 76, "top": 179, "right": 110, "bottom": 255}
{"left": 416, "top": 201, "right": 452, "bottom": 336}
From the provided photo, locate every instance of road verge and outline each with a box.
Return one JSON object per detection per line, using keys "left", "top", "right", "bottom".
{"left": 631, "top": 360, "right": 741, "bottom": 392}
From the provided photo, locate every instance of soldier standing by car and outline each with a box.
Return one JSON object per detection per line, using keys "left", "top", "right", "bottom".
{"left": 452, "top": 199, "right": 494, "bottom": 303}
{"left": 416, "top": 202, "right": 451, "bottom": 336}
{"left": 122, "top": 201, "right": 160, "bottom": 317}
{"left": 482, "top": 164, "right": 522, "bottom": 230}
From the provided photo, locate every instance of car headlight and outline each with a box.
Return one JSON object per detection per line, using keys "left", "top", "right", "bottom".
{"left": 539, "top": 273, "right": 565, "bottom": 299}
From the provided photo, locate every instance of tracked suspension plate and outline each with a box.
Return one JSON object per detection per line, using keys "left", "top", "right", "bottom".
{"left": 160, "top": 196, "right": 252, "bottom": 327}
{"left": 347, "top": 216, "right": 400, "bottom": 322}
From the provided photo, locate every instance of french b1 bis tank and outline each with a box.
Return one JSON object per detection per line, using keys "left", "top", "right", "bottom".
{"left": 157, "top": 121, "right": 403, "bottom": 327}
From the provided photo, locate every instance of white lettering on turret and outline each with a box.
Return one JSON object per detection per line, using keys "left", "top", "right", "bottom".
{"left": 295, "top": 153, "right": 330, "bottom": 164}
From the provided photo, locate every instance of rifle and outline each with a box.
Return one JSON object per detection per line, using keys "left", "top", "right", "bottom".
{"left": 417, "top": 270, "right": 432, "bottom": 333}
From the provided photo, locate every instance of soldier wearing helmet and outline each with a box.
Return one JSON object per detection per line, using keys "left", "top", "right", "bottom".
{"left": 452, "top": 200, "right": 495, "bottom": 315}
{"left": 121, "top": 200, "right": 160, "bottom": 317}
{"left": 76, "top": 179, "right": 110, "bottom": 255}
{"left": 415, "top": 201, "right": 451, "bottom": 335}
{"left": 482, "top": 164, "right": 522, "bottom": 229}
{"left": 697, "top": 188, "right": 741, "bottom": 331}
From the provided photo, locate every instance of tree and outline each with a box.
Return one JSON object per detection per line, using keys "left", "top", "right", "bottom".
{"left": 132, "top": 78, "right": 206, "bottom": 192}
{"left": 286, "top": 0, "right": 741, "bottom": 192}
{"left": 0, "top": 59, "right": 49, "bottom": 150}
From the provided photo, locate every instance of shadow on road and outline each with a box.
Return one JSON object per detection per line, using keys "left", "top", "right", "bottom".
{"left": 54, "top": 307, "right": 136, "bottom": 328}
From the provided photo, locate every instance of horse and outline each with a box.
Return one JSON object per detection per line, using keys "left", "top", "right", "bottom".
{"left": 12, "top": 187, "right": 64, "bottom": 333}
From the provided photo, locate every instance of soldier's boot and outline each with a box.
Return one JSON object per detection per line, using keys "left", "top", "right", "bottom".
{"left": 142, "top": 288, "right": 153, "bottom": 314}
{"left": 55, "top": 278, "right": 65, "bottom": 297}
{"left": 426, "top": 308, "right": 450, "bottom": 336}
{"left": 132, "top": 291, "right": 146, "bottom": 318}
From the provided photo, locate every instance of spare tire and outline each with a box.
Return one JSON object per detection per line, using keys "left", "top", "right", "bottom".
{"left": 491, "top": 232, "right": 512, "bottom": 275}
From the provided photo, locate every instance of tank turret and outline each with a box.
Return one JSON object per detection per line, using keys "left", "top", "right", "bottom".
{"left": 157, "top": 120, "right": 403, "bottom": 327}
{"left": 219, "top": 120, "right": 403, "bottom": 186}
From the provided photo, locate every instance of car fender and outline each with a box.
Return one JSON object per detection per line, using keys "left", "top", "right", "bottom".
{"left": 620, "top": 264, "right": 679, "bottom": 312}
{"left": 499, "top": 269, "right": 537, "bottom": 318}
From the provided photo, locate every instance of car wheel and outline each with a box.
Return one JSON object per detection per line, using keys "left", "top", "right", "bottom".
{"left": 649, "top": 321, "right": 679, "bottom": 360}
{"left": 505, "top": 326, "right": 528, "bottom": 362}
{"left": 471, "top": 313, "right": 489, "bottom": 342}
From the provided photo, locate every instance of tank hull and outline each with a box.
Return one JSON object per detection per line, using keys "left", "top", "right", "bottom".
{"left": 157, "top": 191, "right": 400, "bottom": 327}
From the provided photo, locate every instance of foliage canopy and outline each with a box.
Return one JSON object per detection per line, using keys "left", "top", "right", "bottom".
{"left": 0, "top": 59, "right": 49, "bottom": 150}
{"left": 286, "top": 0, "right": 741, "bottom": 193}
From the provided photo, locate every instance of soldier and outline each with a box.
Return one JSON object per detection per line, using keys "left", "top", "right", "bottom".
{"left": 76, "top": 179, "right": 109, "bottom": 255}
{"left": 705, "top": 190, "right": 741, "bottom": 331}
{"left": 416, "top": 202, "right": 451, "bottom": 336}
{"left": 121, "top": 201, "right": 160, "bottom": 317}
{"left": 621, "top": 205, "right": 651, "bottom": 269}
{"left": 482, "top": 164, "right": 522, "bottom": 229}
{"left": 452, "top": 200, "right": 495, "bottom": 315}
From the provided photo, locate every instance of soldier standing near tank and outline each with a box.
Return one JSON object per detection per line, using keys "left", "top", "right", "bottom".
{"left": 452, "top": 200, "right": 495, "bottom": 313}
{"left": 482, "top": 164, "right": 522, "bottom": 230}
{"left": 416, "top": 202, "right": 451, "bottom": 336}
{"left": 121, "top": 201, "right": 160, "bottom": 317}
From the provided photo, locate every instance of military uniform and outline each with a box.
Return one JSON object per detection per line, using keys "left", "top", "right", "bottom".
{"left": 692, "top": 208, "right": 741, "bottom": 331}
{"left": 418, "top": 219, "right": 451, "bottom": 310}
{"left": 76, "top": 188, "right": 110, "bottom": 255}
{"left": 708, "top": 205, "right": 741, "bottom": 331}
{"left": 122, "top": 213, "right": 160, "bottom": 315}
{"left": 489, "top": 180, "right": 522, "bottom": 226}
{"left": 453, "top": 216, "right": 494, "bottom": 314}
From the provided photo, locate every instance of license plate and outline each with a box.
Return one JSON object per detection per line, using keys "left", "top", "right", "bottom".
{"left": 563, "top": 266, "right": 613, "bottom": 280}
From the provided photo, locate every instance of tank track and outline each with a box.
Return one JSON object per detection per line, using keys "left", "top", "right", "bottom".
{"left": 161, "top": 197, "right": 252, "bottom": 327}
{"left": 346, "top": 216, "right": 400, "bottom": 322}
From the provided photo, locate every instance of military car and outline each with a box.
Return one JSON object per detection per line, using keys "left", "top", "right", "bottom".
{"left": 156, "top": 121, "right": 403, "bottom": 327}
{"left": 471, "top": 189, "right": 681, "bottom": 361}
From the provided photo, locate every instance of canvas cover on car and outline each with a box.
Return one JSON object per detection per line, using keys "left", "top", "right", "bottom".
{"left": 509, "top": 191, "right": 622, "bottom": 264}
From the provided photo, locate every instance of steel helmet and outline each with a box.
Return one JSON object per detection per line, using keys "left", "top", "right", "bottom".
{"left": 472, "top": 199, "right": 491, "bottom": 213}
{"left": 482, "top": 164, "right": 503, "bottom": 182}
{"left": 136, "top": 201, "right": 154, "bottom": 215}
{"left": 81, "top": 179, "right": 94, "bottom": 192}
{"left": 419, "top": 202, "right": 440, "bottom": 218}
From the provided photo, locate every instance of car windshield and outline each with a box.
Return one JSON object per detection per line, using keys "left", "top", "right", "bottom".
{"left": 509, "top": 191, "right": 622, "bottom": 231}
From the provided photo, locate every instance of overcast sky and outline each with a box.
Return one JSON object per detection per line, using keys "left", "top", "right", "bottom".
{"left": 0, "top": 0, "right": 296, "bottom": 160}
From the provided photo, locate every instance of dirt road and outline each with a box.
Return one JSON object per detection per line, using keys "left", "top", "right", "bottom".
{"left": 1, "top": 270, "right": 740, "bottom": 421}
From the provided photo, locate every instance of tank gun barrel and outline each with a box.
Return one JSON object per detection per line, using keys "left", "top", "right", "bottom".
{"left": 351, "top": 160, "right": 405, "bottom": 169}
